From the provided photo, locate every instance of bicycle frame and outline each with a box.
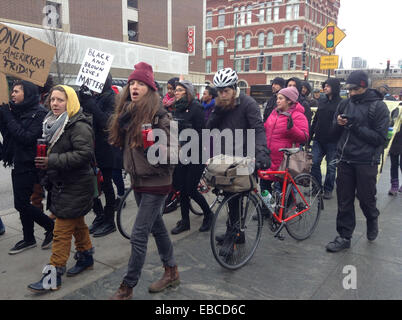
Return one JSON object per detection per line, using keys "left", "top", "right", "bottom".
{"left": 257, "top": 169, "right": 311, "bottom": 224}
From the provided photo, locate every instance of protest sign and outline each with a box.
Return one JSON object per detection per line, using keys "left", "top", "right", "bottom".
{"left": 76, "top": 48, "right": 114, "bottom": 93}
{"left": 0, "top": 72, "right": 9, "bottom": 104}
{"left": 0, "top": 23, "right": 56, "bottom": 86}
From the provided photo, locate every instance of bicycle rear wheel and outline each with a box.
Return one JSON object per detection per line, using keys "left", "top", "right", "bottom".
{"left": 284, "top": 173, "right": 322, "bottom": 240}
{"left": 116, "top": 188, "right": 138, "bottom": 240}
{"left": 189, "top": 176, "right": 215, "bottom": 216}
{"left": 210, "top": 192, "right": 263, "bottom": 270}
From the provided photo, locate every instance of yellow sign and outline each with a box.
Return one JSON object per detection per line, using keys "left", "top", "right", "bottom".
{"left": 316, "top": 22, "right": 346, "bottom": 53}
{"left": 320, "top": 55, "right": 339, "bottom": 70}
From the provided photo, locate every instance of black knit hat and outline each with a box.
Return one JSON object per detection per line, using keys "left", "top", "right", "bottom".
{"left": 345, "top": 70, "right": 369, "bottom": 89}
{"left": 272, "top": 77, "right": 286, "bottom": 88}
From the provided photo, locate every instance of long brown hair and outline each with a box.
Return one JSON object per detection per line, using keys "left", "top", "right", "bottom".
{"left": 108, "top": 84, "right": 160, "bottom": 148}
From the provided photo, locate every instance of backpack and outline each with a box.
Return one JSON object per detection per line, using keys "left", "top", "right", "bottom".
{"left": 204, "top": 154, "right": 257, "bottom": 193}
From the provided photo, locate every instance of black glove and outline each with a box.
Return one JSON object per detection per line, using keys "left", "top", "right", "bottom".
{"left": 0, "top": 103, "right": 12, "bottom": 119}
{"left": 255, "top": 145, "right": 271, "bottom": 170}
{"left": 79, "top": 85, "right": 93, "bottom": 101}
{"left": 286, "top": 115, "right": 294, "bottom": 130}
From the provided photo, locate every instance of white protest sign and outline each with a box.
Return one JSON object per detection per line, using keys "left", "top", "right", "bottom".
{"left": 76, "top": 48, "right": 114, "bottom": 93}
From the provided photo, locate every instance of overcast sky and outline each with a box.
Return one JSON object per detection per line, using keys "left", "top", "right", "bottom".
{"left": 336, "top": 0, "right": 401, "bottom": 69}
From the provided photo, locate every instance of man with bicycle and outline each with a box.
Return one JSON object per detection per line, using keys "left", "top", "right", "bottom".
{"left": 207, "top": 68, "right": 271, "bottom": 257}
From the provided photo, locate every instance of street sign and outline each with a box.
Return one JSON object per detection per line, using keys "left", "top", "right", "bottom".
{"left": 316, "top": 22, "right": 346, "bottom": 53}
{"left": 320, "top": 55, "right": 339, "bottom": 70}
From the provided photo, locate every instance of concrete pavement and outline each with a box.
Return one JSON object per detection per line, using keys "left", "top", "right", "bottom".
{"left": 0, "top": 159, "right": 401, "bottom": 300}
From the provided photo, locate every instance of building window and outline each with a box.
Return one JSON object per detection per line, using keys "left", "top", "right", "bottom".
{"left": 266, "top": 55, "right": 272, "bottom": 71}
{"left": 266, "top": 7, "right": 272, "bottom": 22}
{"left": 305, "top": 6, "right": 309, "bottom": 20}
{"left": 274, "top": 7, "right": 279, "bottom": 21}
{"left": 206, "top": 41, "right": 212, "bottom": 57}
{"left": 236, "top": 35, "right": 243, "bottom": 51}
{"left": 290, "top": 53, "right": 296, "bottom": 70}
{"left": 218, "top": 9, "right": 225, "bottom": 28}
{"left": 259, "top": 8, "right": 265, "bottom": 23}
{"left": 286, "top": 5, "right": 292, "bottom": 20}
{"left": 217, "top": 40, "right": 225, "bottom": 56}
{"left": 258, "top": 55, "right": 264, "bottom": 71}
{"left": 283, "top": 54, "right": 289, "bottom": 70}
{"left": 235, "top": 59, "right": 242, "bottom": 73}
{"left": 127, "top": 0, "right": 138, "bottom": 9}
{"left": 247, "top": 5, "right": 252, "bottom": 24}
{"left": 206, "top": 11, "right": 213, "bottom": 30}
{"left": 284, "top": 30, "right": 291, "bottom": 46}
{"left": 128, "top": 21, "right": 138, "bottom": 41}
{"left": 217, "top": 59, "right": 224, "bottom": 71}
{"left": 234, "top": 7, "right": 239, "bottom": 25}
{"left": 292, "top": 29, "right": 298, "bottom": 45}
{"left": 238, "top": 81, "right": 247, "bottom": 95}
{"left": 206, "top": 59, "right": 212, "bottom": 73}
{"left": 294, "top": 4, "right": 299, "bottom": 19}
{"left": 245, "top": 34, "right": 251, "bottom": 49}
{"left": 258, "top": 33, "right": 265, "bottom": 48}
{"left": 267, "top": 31, "right": 274, "bottom": 47}
{"left": 244, "top": 58, "right": 250, "bottom": 72}
{"left": 240, "top": 6, "right": 246, "bottom": 25}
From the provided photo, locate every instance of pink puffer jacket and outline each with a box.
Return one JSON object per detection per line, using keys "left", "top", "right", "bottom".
{"left": 264, "top": 102, "right": 309, "bottom": 176}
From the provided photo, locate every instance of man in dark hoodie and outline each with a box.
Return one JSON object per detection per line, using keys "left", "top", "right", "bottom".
{"left": 262, "top": 77, "right": 285, "bottom": 122}
{"left": 301, "top": 81, "right": 318, "bottom": 110}
{"left": 326, "top": 71, "right": 389, "bottom": 253}
{"left": 0, "top": 80, "right": 54, "bottom": 254}
{"left": 286, "top": 77, "right": 312, "bottom": 127}
{"left": 79, "top": 73, "right": 116, "bottom": 237}
{"left": 310, "top": 78, "right": 342, "bottom": 200}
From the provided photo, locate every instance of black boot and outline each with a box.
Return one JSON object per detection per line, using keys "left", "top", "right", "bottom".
{"left": 93, "top": 206, "right": 116, "bottom": 238}
{"left": 199, "top": 212, "right": 213, "bottom": 232}
{"left": 89, "top": 198, "right": 104, "bottom": 234}
{"left": 28, "top": 265, "right": 64, "bottom": 293}
{"left": 67, "top": 248, "right": 94, "bottom": 277}
{"left": 171, "top": 220, "right": 190, "bottom": 235}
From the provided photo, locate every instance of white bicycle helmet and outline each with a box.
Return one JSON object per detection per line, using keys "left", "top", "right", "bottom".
{"left": 213, "top": 68, "right": 238, "bottom": 88}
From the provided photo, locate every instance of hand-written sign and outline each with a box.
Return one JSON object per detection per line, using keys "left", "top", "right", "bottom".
{"left": 0, "top": 23, "right": 56, "bottom": 86}
{"left": 76, "top": 48, "right": 114, "bottom": 93}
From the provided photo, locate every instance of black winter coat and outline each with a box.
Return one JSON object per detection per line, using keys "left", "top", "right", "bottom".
{"left": 311, "top": 78, "right": 343, "bottom": 144}
{"left": 0, "top": 82, "right": 47, "bottom": 173}
{"left": 47, "top": 111, "right": 95, "bottom": 219}
{"left": 331, "top": 89, "right": 390, "bottom": 165}
{"left": 263, "top": 93, "right": 277, "bottom": 122}
{"left": 390, "top": 129, "right": 402, "bottom": 155}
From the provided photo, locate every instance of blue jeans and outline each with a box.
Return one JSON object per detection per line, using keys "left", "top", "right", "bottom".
{"left": 311, "top": 141, "right": 337, "bottom": 192}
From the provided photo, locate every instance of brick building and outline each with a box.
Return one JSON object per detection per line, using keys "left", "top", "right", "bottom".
{"left": 205, "top": 0, "right": 341, "bottom": 94}
{"left": 0, "top": 0, "right": 207, "bottom": 93}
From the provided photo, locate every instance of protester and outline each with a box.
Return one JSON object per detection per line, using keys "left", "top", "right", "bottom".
{"left": 263, "top": 77, "right": 286, "bottom": 122}
{"left": 378, "top": 85, "right": 396, "bottom": 101}
{"left": 388, "top": 122, "right": 402, "bottom": 195}
{"left": 108, "top": 62, "right": 179, "bottom": 300}
{"left": 312, "top": 88, "right": 321, "bottom": 101}
{"left": 170, "top": 80, "right": 213, "bottom": 235}
{"left": 0, "top": 80, "right": 54, "bottom": 255}
{"left": 326, "top": 71, "right": 389, "bottom": 252}
{"left": 79, "top": 74, "right": 116, "bottom": 237}
{"left": 301, "top": 81, "right": 318, "bottom": 110}
{"left": 28, "top": 85, "right": 95, "bottom": 292}
{"left": 163, "top": 77, "right": 179, "bottom": 111}
{"left": 310, "top": 78, "right": 342, "bottom": 199}
{"left": 286, "top": 77, "right": 312, "bottom": 127}
{"left": 201, "top": 86, "right": 217, "bottom": 122}
{"left": 207, "top": 68, "right": 271, "bottom": 257}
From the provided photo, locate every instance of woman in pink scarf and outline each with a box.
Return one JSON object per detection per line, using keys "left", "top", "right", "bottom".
{"left": 162, "top": 77, "right": 179, "bottom": 111}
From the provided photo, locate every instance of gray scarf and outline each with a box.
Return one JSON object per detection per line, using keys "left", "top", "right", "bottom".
{"left": 42, "top": 111, "right": 69, "bottom": 151}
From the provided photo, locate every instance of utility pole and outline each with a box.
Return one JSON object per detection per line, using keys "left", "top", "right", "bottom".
{"left": 233, "top": 12, "right": 238, "bottom": 70}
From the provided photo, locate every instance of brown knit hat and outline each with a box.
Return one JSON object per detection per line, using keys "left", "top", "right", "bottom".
{"left": 127, "top": 62, "right": 157, "bottom": 91}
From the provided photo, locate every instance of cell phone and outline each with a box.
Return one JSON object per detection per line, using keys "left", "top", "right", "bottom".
{"left": 340, "top": 114, "right": 349, "bottom": 119}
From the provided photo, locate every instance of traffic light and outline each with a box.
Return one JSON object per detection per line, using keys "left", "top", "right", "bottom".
{"left": 326, "top": 26, "right": 335, "bottom": 49}
{"left": 302, "top": 42, "right": 307, "bottom": 70}
{"left": 386, "top": 60, "right": 390, "bottom": 71}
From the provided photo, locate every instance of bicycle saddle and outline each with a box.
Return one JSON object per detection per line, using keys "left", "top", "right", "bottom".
{"left": 278, "top": 148, "right": 300, "bottom": 155}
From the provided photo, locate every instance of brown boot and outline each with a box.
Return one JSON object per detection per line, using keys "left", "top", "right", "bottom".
{"left": 148, "top": 265, "right": 180, "bottom": 293}
{"left": 109, "top": 282, "right": 133, "bottom": 300}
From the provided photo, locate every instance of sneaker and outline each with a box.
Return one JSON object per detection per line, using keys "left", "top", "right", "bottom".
{"left": 92, "top": 221, "right": 116, "bottom": 238}
{"left": 171, "top": 220, "right": 190, "bottom": 235}
{"left": 367, "top": 218, "right": 379, "bottom": 241}
{"left": 9, "top": 240, "right": 37, "bottom": 255}
{"left": 325, "top": 236, "right": 351, "bottom": 253}
{"left": 323, "top": 190, "right": 333, "bottom": 199}
{"left": 41, "top": 231, "right": 53, "bottom": 249}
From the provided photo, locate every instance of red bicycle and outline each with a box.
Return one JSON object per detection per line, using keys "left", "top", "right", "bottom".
{"left": 210, "top": 148, "right": 323, "bottom": 270}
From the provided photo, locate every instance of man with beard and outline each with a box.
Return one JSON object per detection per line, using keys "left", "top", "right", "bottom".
{"left": 207, "top": 68, "right": 271, "bottom": 257}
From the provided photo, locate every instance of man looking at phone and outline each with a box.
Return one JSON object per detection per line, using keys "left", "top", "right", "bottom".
{"left": 326, "top": 71, "right": 389, "bottom": 252}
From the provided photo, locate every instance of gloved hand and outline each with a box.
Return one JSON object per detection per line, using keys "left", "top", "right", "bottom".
{"left": 286, "top": 115, "right": 294, "bottom": 130}
{"left": 79, "top": 85, "right": 93, "bottom": 101}
{"left": 255, "top": 145, "right": 271, "bottom": 170}
{"left": 0, "top": 103, "right": 12, "bottom": 119}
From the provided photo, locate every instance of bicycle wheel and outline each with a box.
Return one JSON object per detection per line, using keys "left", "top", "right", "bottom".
{"left": 210, "top": 192, "right": 263, "bottom": 270}
{"left": 189, "top": 177, "right": 216, "bottom": 216}
{"left": 116, "top": 188, "right": 138, "bottom": 240}
{"left": 284, "top": 173, "right": 322, "bottom": 241}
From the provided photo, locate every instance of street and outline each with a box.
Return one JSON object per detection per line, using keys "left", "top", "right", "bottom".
{"left": 0, "top": 159, "right": 401, "bottom": 300}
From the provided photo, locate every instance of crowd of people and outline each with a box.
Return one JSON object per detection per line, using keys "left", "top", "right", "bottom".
{"left": 0, "top": 63, "right": 400, "bottom": 298}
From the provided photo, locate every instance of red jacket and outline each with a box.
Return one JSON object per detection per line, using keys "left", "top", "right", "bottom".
{"left": 264, "top": 103, "right": 309, "bottom": 175}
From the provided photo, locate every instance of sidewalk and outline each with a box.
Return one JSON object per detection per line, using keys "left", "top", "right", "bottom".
{"left": 1, "top": 159, "right": 401, "bottom": 300}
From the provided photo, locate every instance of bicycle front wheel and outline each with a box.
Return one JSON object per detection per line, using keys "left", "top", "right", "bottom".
{"left": 284, "top": 173, "right": 322, "bottom": 240}
{"left": 116, "top": 188, "right": 138, "bottom": 240}
{"left": 210, "top": 192, "right": 263, "bottom": 270}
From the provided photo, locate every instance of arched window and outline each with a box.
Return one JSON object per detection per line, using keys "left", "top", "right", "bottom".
{"left": 292, "top": 29, "right": 298, "bottom": 45}
{"left": 267, "top": 31, "right": 274, "bottom": 47}
{"left": 206, "top": 41, "right": 212, "bottom": 56}
{"left": 238, "top": 80, "right": 247, "bottom": 95}
{"left": 284, "top": 30, "right": 291, "bottom": 46}
{"left": 217, "top": 40, "right": 225, "bottom": 56}
{"left": 258, "top": 32, "right": 265, "bottom": 48}
{"left": 237, "top": 34, "right": 243, "bottom": 50}
{"left": 245, "top": 34, "right": 251, "bottom": 49}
